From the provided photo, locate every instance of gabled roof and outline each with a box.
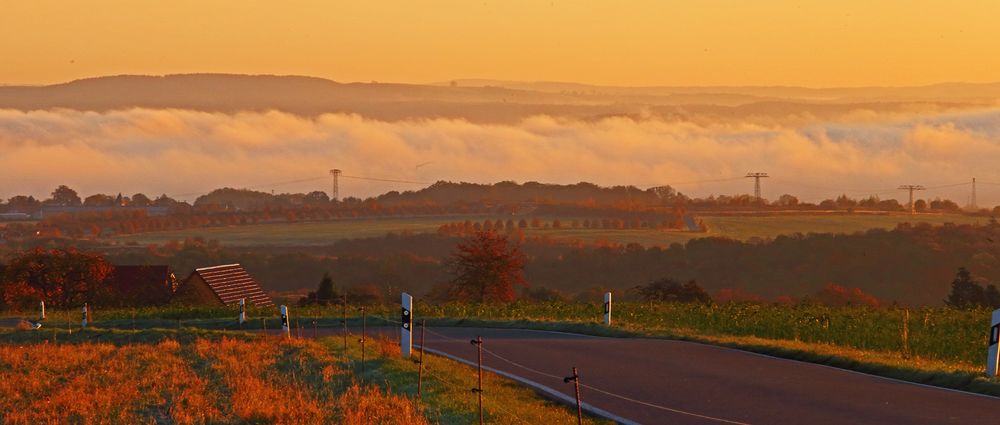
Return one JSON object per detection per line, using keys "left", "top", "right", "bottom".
{"left": 191, "top": 264, "right": 273, "bottom": 306}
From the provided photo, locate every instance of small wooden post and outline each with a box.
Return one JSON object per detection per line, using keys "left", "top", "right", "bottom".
{"left": 564, "top": 367, "right": 583, "bottom": 425}
{"left": 471, "top": 336, "right": 484, "bottom": 425}
{"left": 360, "top": 306, "right": 367, "bottom": 381}
{"left": 417, "top": 319, "right": 426, "bottom": 398}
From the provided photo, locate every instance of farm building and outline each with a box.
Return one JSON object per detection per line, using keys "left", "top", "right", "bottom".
{"left": 172, "top": 264, "right": 273, "bottom": 307}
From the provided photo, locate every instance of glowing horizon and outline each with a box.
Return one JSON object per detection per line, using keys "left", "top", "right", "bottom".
{"left": 2, "top": 1, "right": 999, "bottom": 87}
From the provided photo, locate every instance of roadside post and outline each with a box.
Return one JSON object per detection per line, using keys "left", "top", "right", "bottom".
{"left": 603, "top": 292, "right": 612, "bottom": 326}
{"left": 417, "top": 319, "right": 426, "bottom": 398}
{"left": 280, "top": 305, "right": 290, "bottom": 339}
{"left": 39, "top": 301, "right": 45, "bottom": 321}
{"left": 471, "top": 336, "right": 484, "bottom": 425}
{"left": 81, "top": 303, "right": 89, "bottom": 328}
{"left": 564, "top": 367, "right": 583, "bottom": 425}
{"left": 401, "top": 292, "right": 413, "bottom": 358}
{"left": 238, "top": 298, "right": 246, "bottom": 326}
{"left": 360, "top": 306, "right": 367, "bottom": 381}
{"left": 988, "top": 308, "right": 1000, "bottom": 377}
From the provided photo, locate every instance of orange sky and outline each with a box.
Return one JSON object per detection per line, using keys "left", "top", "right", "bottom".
{"left": 2, "top": 0, "right": 999, "bottom": 87}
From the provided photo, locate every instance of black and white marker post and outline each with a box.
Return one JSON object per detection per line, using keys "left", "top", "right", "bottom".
{"left": 603, "top": 291, "right": 612, "bottom": 326}
{"left": 81, "top": 303, "right": 89, "bottom": 328}
{"left": 280, "top": 305, "right": 290, "bottom": 339}
{"left": 988, "top": 308, "right": 1000, "bottom": 377}
{"left": 39, "top": 300, "right": 45, "bottom": 321}
{"left": 401, "top": 292, "right": 413, "bottom": 358}
{"left": 238, "top": 298, "right": 246, "bottom": 327}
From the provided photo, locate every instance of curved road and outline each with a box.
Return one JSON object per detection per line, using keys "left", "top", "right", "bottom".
{"left": 412, "top": 327, "right": 996, "bottom": 425}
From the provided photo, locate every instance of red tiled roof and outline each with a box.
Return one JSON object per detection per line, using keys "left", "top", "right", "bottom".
{"left": 193, "top": 264, "right": 273, "bottom": 307}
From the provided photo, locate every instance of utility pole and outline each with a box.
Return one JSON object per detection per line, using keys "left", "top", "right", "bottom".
{"left": 897, "top": 185, "right": 926, "bottom": 214}
{"left": 745, "top": 172, "right": 769, "bottom": 203}
{"left": 329, "top": 169, "right": 342, "bottom": 201}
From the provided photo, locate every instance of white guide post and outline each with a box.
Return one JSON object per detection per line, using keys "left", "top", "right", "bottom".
{"left": 81, "top": 303, "right": 89, "bottom": 328}
{"left": 280, "top": 305, "right": 290, "bottom": 338}
{"left": 401, "top": 292, "right": 413, "bottom": 358}
{"left": 239, "top": 298, "right": 246, "bottom": 324}
{"left": 603, "top": 292, "right": 612, "bottom": 326}
{"left": 988, "top": 308, "right": 1000, "bottom": 377}
{"left": 39, "top": 300, "right": 45, "bottom": 321}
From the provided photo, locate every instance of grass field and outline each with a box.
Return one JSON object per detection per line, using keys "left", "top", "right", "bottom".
{"left": 107, "top": 212, "right": 985, "bottom": 247}
{"left": 0, "top": 328, "right": 608, "bottom": 425}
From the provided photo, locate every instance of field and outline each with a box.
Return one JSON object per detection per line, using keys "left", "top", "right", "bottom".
{"left": 0, "top": 328, "right": 609, "bottom": 425}
{"left": 4, "top": 301, "right": 992, "bottom": 368}
{"left": 107, "top": 212, "right": 986, "bottom": 247}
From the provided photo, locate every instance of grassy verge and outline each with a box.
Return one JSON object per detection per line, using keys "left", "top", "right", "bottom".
{"left": 333, "top": 334, "right": 613, "bottom": 425}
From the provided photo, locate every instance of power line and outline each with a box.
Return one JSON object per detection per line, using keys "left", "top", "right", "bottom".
{"left": 340, "top": 174, "right": 431, "bottom": 185}
{"left": 641, "top": 176, "right": 745, "bottom": 188}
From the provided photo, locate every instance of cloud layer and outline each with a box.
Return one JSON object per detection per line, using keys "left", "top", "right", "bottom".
{"left": 2, "top": 108, "right": 1000, "bottom": 206}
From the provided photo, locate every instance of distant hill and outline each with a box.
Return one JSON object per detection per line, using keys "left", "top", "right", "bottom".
{"left": 437, "top": 79, "right": 1000, "bottom": 103}
{"left": 0, "top": 74, "right": 997, "bottom": 123}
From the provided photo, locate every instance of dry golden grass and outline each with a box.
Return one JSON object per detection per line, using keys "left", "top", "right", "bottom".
{"left": 0, "top": 340, "right": 219, "bottom": 425}
{"left": 336, "top": 384, "right": 429, "bottom": 425}
{"left": 0, "top": 335, "right": 429, "bottom": 425}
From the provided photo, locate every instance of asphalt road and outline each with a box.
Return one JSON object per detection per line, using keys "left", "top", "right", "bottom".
{"left": 406, "top": 327, "right": 997, "bottom": 425}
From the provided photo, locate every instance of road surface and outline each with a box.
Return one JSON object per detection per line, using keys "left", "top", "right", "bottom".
{"left": 410, "top": 327, "right": 997, "bottom": 425}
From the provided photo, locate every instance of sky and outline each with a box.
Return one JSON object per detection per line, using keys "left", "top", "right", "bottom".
{"left": 2, "top": 1, "right": 1000, "bottom": 206}
{"left": 2, "top": 1, "right": 999, "bottom": 87}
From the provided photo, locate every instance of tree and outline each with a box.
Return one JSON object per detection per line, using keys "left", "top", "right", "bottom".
{"left": 83, "top": 194, "right": 115, "bottom": 207}
{"left": 153, "top": 194, "right": 178, "bottom": 207}
{"left": 946, "top": 267, "right": 985, "bottom": 309}
{"left": 131, "top": 193, "right": 152, "bottom": 207}
{"left": 299, "top": 272, "right": 339, "bottom": 306}
{"left": 446, "top": 230, "right": 526, "bottom": 303}
{"left": 1, "top": 248, "right": 112, "bottom": 308}
{"left": 48, "top": 185, "right": 81, "bottom": 206}
{"left": 774, "top": 194, "right": 799, "bottom": 207}
{"left": 316, "top": 272, "right": 337, "bottom": 302}
{"left": 7, "top": 195, "right": 40, "bottom": 211}
{"left": 304, "top": 191, "right": 331, "bottom": 204}
{"left": 634, "top": 278, "right": 711, "bottom": 304}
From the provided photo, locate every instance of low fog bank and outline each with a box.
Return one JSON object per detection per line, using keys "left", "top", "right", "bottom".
{"left": 2, "top": 107, "right": 999, "bottom": 205}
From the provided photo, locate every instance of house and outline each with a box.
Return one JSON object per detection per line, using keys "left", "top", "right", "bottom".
{"left": 102, "top": 265, "right": 178, "bottom": 307}
{"left": 172, "top": 264, "right": 273, "bottom": 307}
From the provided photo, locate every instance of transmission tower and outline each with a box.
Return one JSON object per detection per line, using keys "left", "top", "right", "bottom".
{"left": 897, "top": 185, "right": 925, "bottom": 214}
{"left": 971, "top": 177, "right": 978, "bottom": 210}
{"left": 329, "top": 169, "right": 342, "bottom": 201}
{"left": 745, "top": 172, "right": 769, "bottom": 202}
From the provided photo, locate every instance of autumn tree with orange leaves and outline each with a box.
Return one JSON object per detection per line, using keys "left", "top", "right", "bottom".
{"left": 446, "top": 230, "right": 526, "bottom": 303}
{"left": 1, "top": 248, "right": 113, "bottom": 309}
